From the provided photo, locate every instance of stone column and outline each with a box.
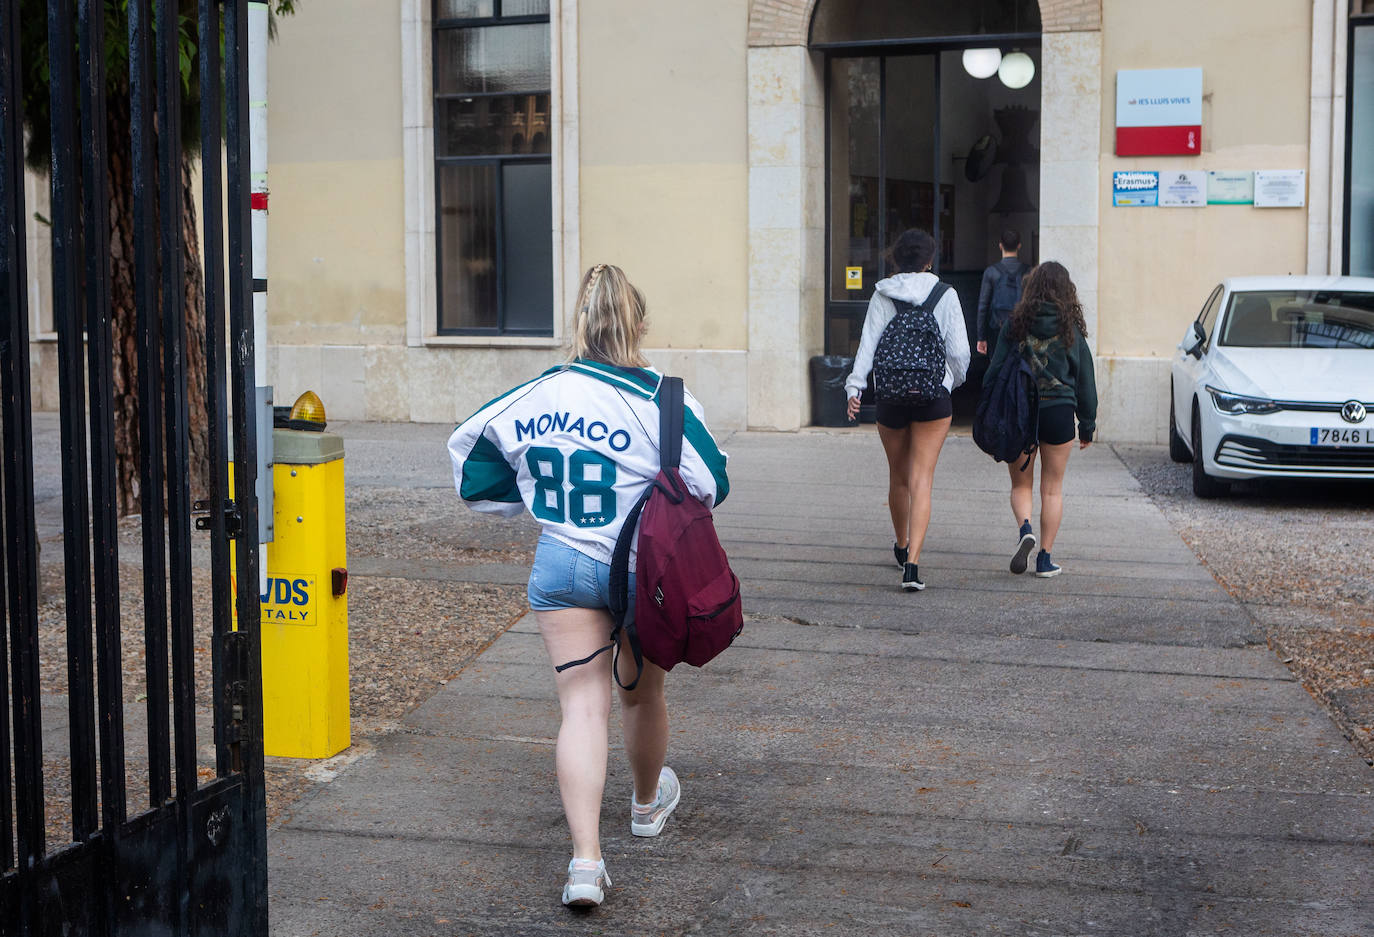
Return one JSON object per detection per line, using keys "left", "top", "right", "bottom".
{"left": 1038, "top": 30, "right": 1102, "bottom": 350}
{"left": 746, "top": 45, "right": 825, "bottom": 430}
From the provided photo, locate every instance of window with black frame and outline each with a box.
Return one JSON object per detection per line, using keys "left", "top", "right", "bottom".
{"left": 434, "top": 0, "right": 553, "bottom": 334}
{"left": 1347, "top": 6, "right": 1374, "bottom": 276}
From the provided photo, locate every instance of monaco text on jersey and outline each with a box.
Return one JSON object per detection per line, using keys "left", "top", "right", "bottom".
{"left": 514, "top": 411, "right": 633, "bottom": 452}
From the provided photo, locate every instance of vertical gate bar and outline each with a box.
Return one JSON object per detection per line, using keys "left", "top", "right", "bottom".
{"left": 0, "top": 482, "right": 10, "bottom": 874}
{"left": 129, "top": 0, "right": 173, "bottom": 808}
{"left": 156, "top": 0, "right": 197, "bottom": 807}
{"left": 155, "top": 1, "right": 198, "bottom": 929}
{"left": 49, "top": 0, "right": 101, "bottom": 845}
{"left": 199, "top": 0, "right": 234, "bottom": 778}
{"left": 227, "top": 2, "right": 271, "bottom": 927}
{"left": 0, "top": 0, "right": 24, "bottom": 875}
{"left": 0, "top": 0, "right": 48, "bottom": 883}
{"left": 79, "top": 0, "right": 128, "bottom": 830}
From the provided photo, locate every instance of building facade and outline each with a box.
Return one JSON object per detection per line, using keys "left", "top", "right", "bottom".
{"left": 24, "top": 0, "right": 1374, "bottom": 440}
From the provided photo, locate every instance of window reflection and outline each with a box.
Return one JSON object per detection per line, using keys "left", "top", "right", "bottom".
{"left": 438, "top": 94, "right": 551, "bottom": 156}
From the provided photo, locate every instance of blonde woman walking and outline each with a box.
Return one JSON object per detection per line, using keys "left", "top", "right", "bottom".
{"left": 447, "top": 264, "right": 730, "bottom": 908}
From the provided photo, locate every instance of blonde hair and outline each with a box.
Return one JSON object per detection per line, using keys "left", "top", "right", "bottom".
{"left": 571, "top": 263, "right": 649, "bottom": 368}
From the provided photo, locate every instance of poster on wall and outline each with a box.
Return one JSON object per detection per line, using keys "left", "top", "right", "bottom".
{"left": 1113, "top": 171, "right": 1159, "bottom": 207}
{"left": 1159, "top": 171, "right": 1207, "bottom": 207}
{"left": 1115, "top": 67, "right": 1203, "bottom": 156}
{"left": 1254, "top": 170, "right": 1306, "bottom": 207}
{"left": 1206, "top": 171, "right": 1254, "bottom": 204}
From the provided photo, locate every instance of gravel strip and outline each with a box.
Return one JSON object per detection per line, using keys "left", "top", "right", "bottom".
{"left": 1113, "top": 443, "right": 1374, "bottom": 762}
{"left": 34, "top": 508, "right": 532, "bottom": 839}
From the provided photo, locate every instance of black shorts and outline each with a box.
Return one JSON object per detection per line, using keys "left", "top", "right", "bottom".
{"left": 876, "top": 389, "right": 953, "bottom": 429}
{"left": 1038, "top": 404, "right": 1077, "bottom": 445}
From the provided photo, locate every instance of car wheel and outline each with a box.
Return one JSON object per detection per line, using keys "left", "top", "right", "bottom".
{"left": 1168, "top": 385, "right": 1191, "bottom": 463}
{"left": 1190, "top": 400, "right": 1228, "bottom": 499}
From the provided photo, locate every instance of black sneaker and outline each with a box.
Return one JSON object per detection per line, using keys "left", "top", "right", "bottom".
{"left": 1010, "top": 521, "right": 1037, "bottom": 575}
{"left": 901, "top": 563, "right": 925, "bottom": 592}
{"left": 1034, "top": 549, "right": 1062, "bottom": 578}
{"left": 893, "top": 542, "right": 909, "bottom": 568}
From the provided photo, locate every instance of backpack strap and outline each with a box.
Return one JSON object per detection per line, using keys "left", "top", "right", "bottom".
{"left": 658, "top": 376, "right": 684, "bottom": 470}
{"left": 918, "top": 281, "right": 951, "bottom": 314}
{"left": 557, "top": 376, "right": 685, "bottom": 691}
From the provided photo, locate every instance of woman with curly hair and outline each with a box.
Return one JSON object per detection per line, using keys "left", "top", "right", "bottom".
{"left": 984, "top": 261, "right": 1098, "bottom": 578}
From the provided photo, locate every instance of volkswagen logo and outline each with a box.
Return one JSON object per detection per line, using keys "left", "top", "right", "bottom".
{"left": 1340, "top": 400, "right": 1368, "bottom": 424}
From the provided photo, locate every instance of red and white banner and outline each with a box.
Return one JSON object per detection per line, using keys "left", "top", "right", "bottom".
{"left": 1115, "top": 68, "right": 1202, "bottom": 157}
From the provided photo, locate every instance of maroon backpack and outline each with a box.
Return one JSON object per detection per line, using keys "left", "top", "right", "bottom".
{"left": 553, "top": 377, "right": 742, "bottom": 690}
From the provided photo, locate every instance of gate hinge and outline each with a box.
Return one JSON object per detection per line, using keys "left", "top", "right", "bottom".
{"left": 193, "top": 498, "right": 242, "bottom": 539}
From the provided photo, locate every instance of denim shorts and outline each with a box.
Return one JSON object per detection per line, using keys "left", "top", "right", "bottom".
{"left": 527, "top": 534, "right": 636, "bottom": 618}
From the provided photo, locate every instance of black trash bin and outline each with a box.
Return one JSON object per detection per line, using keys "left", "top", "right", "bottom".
{"left": 809, "top": 355, "right": 856, "bottom": 426}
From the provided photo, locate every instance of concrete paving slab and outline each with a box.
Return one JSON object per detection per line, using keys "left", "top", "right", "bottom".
{"left": 268, "top": 429, "right": 1373, "bottom": 936}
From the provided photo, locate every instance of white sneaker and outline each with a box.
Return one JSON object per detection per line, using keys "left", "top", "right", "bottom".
{"left": 630, "top": 766, "right": 681, "bottom": 837}
{"left": 561, "top": 858, "right": 611, "bottom": 907}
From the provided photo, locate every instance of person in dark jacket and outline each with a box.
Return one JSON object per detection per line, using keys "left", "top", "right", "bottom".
{"left": 984, "top": 261, "right": 1097, "bottom": 578}
{"left": 975, "top": 229, "right": 1029, "bottom": 362}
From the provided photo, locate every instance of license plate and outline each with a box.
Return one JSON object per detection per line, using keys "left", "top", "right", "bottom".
{"left": 1311, "top": 427, "right": 1374, "bottom": 445}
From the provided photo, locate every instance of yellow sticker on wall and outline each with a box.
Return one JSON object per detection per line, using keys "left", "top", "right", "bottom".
{"left": 845, "top": 266, "right": 862, "bottom": 290}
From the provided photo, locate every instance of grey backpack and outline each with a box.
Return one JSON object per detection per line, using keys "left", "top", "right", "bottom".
{"left": 873, "top": 282, "right": 950, "bottom": 405}
{"left": 989, "top": 262, "right": 1028, "bottom": 331}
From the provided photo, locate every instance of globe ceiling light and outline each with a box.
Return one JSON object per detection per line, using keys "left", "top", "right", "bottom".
{"left": 962, "top": 47, "right": 1002, "bottom": 80}
{"left": 998, "top": 51, "right": 1035, "bottom": 90}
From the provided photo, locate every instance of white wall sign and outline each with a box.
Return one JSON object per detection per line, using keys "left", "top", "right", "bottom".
{"left": 1115, "top": 68, "right": 1203, "bottom": 156}
{"left": 1206, "top": 171, "right": 1254, "bottom": 205}
{"left": 1159, "top": 170, "right": 1207, "bottom": 207}
{"left": 1253, "top": 170, "right": 1306, "bottom": 208}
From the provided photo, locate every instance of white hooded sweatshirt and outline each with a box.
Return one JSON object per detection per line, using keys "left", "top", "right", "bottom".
{"left": 843, "top": 272, "right": 971, "bottom": 402}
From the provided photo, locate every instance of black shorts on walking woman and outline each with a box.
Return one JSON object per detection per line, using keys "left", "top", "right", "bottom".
{"left": 839, "top": 228, "right": 971, "bottom": 592}
{"left": 876, "top": 388, "right": 953, "bottom": 428}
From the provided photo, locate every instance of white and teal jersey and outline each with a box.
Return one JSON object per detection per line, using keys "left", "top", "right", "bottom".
{"left": 447, "top": 359, "right": 730, "bottom": 568}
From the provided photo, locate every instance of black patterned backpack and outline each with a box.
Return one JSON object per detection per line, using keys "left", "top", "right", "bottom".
{"left": 873, "top": 282, "right": 950, "bottom": 405}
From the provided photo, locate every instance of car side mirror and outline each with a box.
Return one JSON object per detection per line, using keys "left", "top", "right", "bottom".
{"left": 1184, "top": 321, "right": 1206, "bottom": 358}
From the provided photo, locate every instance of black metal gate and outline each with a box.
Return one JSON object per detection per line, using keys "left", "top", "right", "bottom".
{"left": 0, "top": 1, "right": 268, "bottom": 933}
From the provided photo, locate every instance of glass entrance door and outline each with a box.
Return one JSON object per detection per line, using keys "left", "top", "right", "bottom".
{"left": 825, "top": 45, "right": 1041, "bottom": 417}
{"left": 826, "top": 54, "right": 939, "bottom": 356}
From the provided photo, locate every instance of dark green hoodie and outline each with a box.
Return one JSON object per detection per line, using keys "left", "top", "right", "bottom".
{"left": 985, "top": 302, "right": 1098, "bottom": 441}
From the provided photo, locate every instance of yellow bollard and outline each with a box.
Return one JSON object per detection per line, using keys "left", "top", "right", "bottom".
{"left": 260, "top": 399, "right": 350, "bottom": 759}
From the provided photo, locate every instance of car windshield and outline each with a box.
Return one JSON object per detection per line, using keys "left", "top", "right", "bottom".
{"left": 1218, "top": 290, "right": 1374, "bottom": 349}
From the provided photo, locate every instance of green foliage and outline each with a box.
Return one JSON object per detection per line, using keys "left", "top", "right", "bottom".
{"left": 19, "top": 0, "right": 299, "bottom": 169}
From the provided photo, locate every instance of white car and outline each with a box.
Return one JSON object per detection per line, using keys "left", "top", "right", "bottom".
{"left": 1169, "top": 275, "right": 1374, "bottom": 497}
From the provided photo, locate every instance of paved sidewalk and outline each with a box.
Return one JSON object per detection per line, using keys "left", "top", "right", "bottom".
{"left": 268, "top": 428, "right": 1373, "bottom": 936}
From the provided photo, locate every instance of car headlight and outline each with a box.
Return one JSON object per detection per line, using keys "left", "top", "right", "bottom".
{"left": 1205, "top": 385, "right": 1281, "bottom": 415}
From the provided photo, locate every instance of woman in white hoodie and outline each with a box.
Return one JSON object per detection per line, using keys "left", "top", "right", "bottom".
{"left": 844, "top": 229, "right": 970, "bottom": 591}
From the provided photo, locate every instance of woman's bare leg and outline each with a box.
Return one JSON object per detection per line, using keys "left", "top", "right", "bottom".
{"left": 615, "top": 656, "right": 669, "bottom": 805}
{"left": 536, "top": 607, "right": 614, "bottom": 861}
{"left": 1008, "top": 451, "right": 1036, "bottom": 527}
{"left": 877, "top": 423, "right": 915, "bottom": 549}
{"left": 905, "top": 416, "right": 952, "bottom": 562}
{"left": 1037, "top": 441, "right": 1074, "bottom": 552}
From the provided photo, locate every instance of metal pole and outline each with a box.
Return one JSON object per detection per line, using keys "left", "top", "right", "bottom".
{"left": 249, "top": 1, "right": 274, "bottom": 560}
{"left": 249, "top": 1, "right": 268, "bottom": 388}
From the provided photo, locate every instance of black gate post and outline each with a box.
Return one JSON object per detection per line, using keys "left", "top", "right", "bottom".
{"left": 225, "top": 2, "right": 272, "bottom": 928}
{"left": 0, "top": 6, "right": 47, "bottom": 936}
{"left": 0, "top": 1, "right": 270, "bottom": 933}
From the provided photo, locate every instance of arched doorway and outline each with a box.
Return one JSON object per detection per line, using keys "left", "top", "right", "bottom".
{"left": 814, "top": 0, "right": 1042, "bottom": 421}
